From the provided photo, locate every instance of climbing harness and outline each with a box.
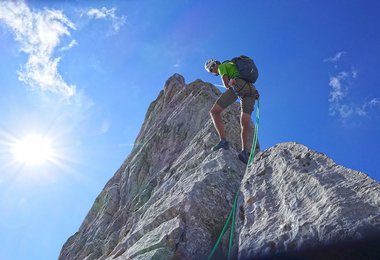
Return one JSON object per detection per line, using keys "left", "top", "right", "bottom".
{"left": 208, "top": 98, "right": 260, "bottom": 260}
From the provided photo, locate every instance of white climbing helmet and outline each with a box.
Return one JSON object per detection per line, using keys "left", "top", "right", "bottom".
{"left": 204, "top": 59, "right": 220, "bottom": 74}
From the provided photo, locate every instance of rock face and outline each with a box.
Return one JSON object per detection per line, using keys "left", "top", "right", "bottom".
{"left": 60, "top": 74, "right": 380, "bottom": 260}
{"left": 59, "top": 74, "right": 254, "bottom": 260}
{"left": 238, "top": 143, "right": 380, "bottom": 259}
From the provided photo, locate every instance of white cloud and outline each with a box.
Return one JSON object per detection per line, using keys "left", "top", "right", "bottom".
{"left": 351, "top": 67, "right": 358, "bottom": 79}
{"left": 324, "top": 51, "right": 346, "bottom": 63}
{"left": 328, "top": 70, "right": 360, "bottom": 120}
{"left": 337, "top": 104, "right": 353, "bottom": 119}
{"left": 327, "top": 59, "right": 380, "bottom": 121}
{"left": 355, "top": 106, "right": 367, "bottom": 117}
{"left": 358, "top": 99, "right": 380, "bottom": 118}
{"left": 0, "top": 1, "right": 76, "bottom": 97}
{"left": 87, "top": 8, "right": 110, "bottom": 19}
{"left": 60, "top": 39, "right": 77, "bottom": 52}
{"left": 369, "top": 98, "right": 380, "bottom": 108}
{"left": 86, "top": 7, "right": 126, "bottom": 33}
{"left": 352, "top": 98, "right": 380, "bottom": 118}
{"left": 328, "top": 71, "right": 348, "bottom": 103}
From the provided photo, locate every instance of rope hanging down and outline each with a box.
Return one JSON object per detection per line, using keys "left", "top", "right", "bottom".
{"left": 208, "top": 99, "right": 260, "bottom": 260}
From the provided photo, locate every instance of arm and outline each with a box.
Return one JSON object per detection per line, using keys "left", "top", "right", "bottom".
{"left": 221, "top": 75, "right": 230, "bottom": 89}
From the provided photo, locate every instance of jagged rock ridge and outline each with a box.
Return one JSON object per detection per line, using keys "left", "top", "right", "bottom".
{"left": 60, "top": 74, "right": 252, "bottom": 259}
{"left": 60, "top": 74, "right": 380, "bottom": 260}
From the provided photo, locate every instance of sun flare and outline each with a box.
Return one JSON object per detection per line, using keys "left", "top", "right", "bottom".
{"left": 11, "top": 135, "right": 53, "bottom": 165}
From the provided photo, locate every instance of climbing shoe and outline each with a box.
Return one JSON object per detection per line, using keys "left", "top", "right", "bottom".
{"left": 211, "top": 139, "right": 230, "bottom": 151}
{"left": 238, "top": 150, "right": 250, "bottom": 164}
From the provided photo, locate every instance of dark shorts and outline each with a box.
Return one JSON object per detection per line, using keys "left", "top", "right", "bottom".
{"left": 216, "top": 78, "right": 256, "bottom": 115}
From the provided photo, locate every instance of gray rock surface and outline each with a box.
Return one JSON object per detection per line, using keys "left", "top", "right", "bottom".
{"left": 59, "top": 74, "right": 253, "bottom": 260}
{"left": 60, "top": 74, "right": 380, "bottom": 260}
{"left": 238, "top": 142, "right": 380, "bottom": 259}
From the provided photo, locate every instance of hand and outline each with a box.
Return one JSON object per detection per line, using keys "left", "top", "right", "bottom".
{"left": 254, "top": 89, "right": 260, "bottom": 100}
{"left": 228, "top": 78, "right": 236, "bottom": 87}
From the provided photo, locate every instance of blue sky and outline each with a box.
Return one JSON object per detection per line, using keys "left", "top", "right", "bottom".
{"left": 0, "top": 1, "right": 379, "bottom": 259}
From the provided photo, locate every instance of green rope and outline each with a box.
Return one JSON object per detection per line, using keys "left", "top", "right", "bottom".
{"left": 208, "top": 99, "right": 260, "bottom": 260}
{"left": 228, "top": 191, "right": 239, "bottom": 258}
{"left": 207, "top": 201, "right": 235, "bottom": 260}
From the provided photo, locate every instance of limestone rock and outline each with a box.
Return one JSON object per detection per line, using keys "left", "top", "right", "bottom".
{"left": 59, "top": 74, "right": 251, "bottom": 260}
{"left": 238, "top": 142, "right": 380, "bottom": 259}
{"left": 60, "top": 74, "right": 380, "bottom": 260}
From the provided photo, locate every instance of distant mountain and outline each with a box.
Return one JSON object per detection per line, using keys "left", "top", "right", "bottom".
{"left": 60, "top": 74, "right": 380, "bottom": 259}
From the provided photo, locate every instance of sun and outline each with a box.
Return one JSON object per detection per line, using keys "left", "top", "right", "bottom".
{"left": 11, "top": 134, "right": 53, "bottom": 165}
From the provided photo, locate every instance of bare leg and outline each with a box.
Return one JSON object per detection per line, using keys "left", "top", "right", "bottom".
{"left": 210, "top": 104, "right": 225, "bottom": 140}
{"left": 240, "top": 112, "right": 251, "bottom": 151}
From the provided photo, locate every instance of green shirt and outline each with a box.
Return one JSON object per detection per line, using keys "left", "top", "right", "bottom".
{"left": 218, "top": 61, "right": 240, "bottom": 79}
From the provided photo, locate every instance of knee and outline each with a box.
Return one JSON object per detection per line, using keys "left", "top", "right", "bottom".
{"left": 210, "top": 109, "right": 219, "bottom": 119}
{"left": 241, "top": 120, "right": 249, "bottom": 128}
{"left": 210, "top": 105, "right": 222, "bottom": 116}
{"left": 240, "top": 115, "right": 251, "bottom": 127}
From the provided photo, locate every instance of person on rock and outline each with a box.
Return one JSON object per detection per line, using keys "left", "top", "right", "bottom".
{"left": 204, "top": 58, "right": 260, "bottom": 164}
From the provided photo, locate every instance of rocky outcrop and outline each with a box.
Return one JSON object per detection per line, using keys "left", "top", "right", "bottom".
{"left": 60, "top": 74, "right": 380, "bottom": 260}
{"left": 59, "top": 74, "right": 255, "bottom": 260}
{"left": 238, "top": 142, "right": 380, "bottom": 259}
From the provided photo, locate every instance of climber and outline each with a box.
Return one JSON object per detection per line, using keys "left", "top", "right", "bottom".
{"left": 205, "top": 58, "right": 260, "bottom": 164}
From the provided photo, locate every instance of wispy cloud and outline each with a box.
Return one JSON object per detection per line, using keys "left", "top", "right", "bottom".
{"left": 324, "top": 51, "right": 346, "bottom": 63}
{"left": 369, "top": 98, "right": 380, "bottom": 108}
{"left": 351, "top": 66, "right": 358, "bottom": 79}
{"left": 354, "top": 98, "right": 380, "bottom": 118}
{"left": 0, "top": 1, "right": 115, "bottom": 137}
{"left": 325, "top": 52, "right": 380, "bottom": 122}
{"left": 328, "top": 70, "right": 352, "bottom": 119}
{"left": 60, "top": 39, "right": 77, "bottom": 52}
{"left": 85, "top": 7, "right": 126, "bottom": 33}
{"left": 0, "top": 1, "right": 76, "bottom": 97}
{"left": 328, "top": 71, "right": 348, "bottom": 104}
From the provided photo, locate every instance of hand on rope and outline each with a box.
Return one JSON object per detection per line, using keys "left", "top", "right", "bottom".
{"left": 254, "top": 89, "right": 260, "bottom": 100}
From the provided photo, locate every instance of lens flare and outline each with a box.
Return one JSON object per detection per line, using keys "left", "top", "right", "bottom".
{"left": 11, "top": 135, "right": 53, "bottom": 165}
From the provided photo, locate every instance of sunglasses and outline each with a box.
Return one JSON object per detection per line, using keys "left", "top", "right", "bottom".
{"left": 210, "top": 64, "right": 219, "bottom": 73}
